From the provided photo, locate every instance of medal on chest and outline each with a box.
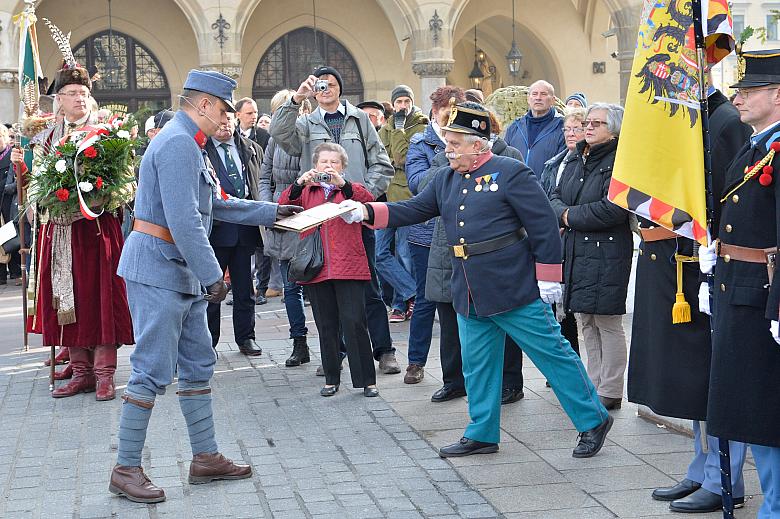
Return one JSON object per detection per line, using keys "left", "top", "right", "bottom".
{"left": 474, "top": 172, "right": 500, "bottom": 192}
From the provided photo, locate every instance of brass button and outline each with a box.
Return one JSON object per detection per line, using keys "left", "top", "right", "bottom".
{"left": 465, "top": 174, "right": 471, "bottom": 179}
{"left": 459, "top": 205, "right": 465, "bottom": 210}
{"left": 725, "top": 224, "right": 733, "bottom": 233}
{"left": 732, "top": 194, "right": 739, "bottom": 203}
{"left": 721, "top": 283, "right": 726, "bottom": 292}
{"left": 459, "top": 238, "right": 465, "bottom": 244}
{"left": 459, "top": 221, "right": 464, "bottom": 227}
{"left": 639, "top": 249, "right": 644, "bottom": 256}
{"left": 724, "top": 254, "right": 731, "bottom": 262}
{"left": 462, "top": 189, "right": 468, "bottom": 194}
{"left": 650, "top": 253, "right": 657, "bottom": 260}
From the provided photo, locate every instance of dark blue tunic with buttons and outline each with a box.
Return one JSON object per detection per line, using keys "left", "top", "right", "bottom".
{"left": 708, "top": 129, "right": 780, "bottom": 447}
{"left": 369, "top": 154, "right": 563, "bottom": 317}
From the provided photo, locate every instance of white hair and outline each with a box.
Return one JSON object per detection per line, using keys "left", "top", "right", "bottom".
{"left": 587, "top": 103, "right": 624, "bottom": 136}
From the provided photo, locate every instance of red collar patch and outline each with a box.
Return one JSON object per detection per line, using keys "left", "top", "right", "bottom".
{"left": 194, "top": 130, "right": 208, "bottom": 149}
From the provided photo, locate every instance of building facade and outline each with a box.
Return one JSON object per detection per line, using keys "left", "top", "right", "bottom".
{"left": 0, "top": 0, "right": 642, "bottom": 122}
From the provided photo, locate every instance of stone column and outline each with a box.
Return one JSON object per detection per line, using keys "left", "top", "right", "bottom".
{"left": 0, "top": 71, "right": 18, "bottom": 124}
{"left": 612, "top": 4, "right": 641, "bottom": 105}
{"left": 412, "top": 61, "right": 454, "bottom": 115}
{"left": 0, "top": 10, "right": 19, "bottom": 124}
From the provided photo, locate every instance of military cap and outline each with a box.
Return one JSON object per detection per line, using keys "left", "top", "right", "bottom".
{"left": 183, "top": 69, "right": 237, "bottom": 112}
{"left": 441, "top": 103, "right": 491, "bottom": 139}
{"left": 731, "top": 49, "right": 780, "bottom": 88}
{"left": 356, "top": 100, "right": 385, "bottom": 112}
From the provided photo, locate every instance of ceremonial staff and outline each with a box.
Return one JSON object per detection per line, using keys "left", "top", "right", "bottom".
{"left": 691, "top": 1, "right": 734, "bottom": 518}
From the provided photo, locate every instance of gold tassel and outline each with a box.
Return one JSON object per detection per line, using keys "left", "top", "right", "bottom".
{"left": 672, "top": 255, "right": 691, "bottom": 324}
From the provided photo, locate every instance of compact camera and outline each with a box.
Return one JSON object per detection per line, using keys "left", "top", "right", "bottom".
{"left": 314, "top": 172, "right": 332, "bottom": 182}
{"left": 314, "top": 79, "right": 329, "bottom": 92}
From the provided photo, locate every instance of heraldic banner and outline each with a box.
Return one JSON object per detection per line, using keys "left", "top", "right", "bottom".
{"left": 608, "top": 0, "right": 734, "bottom": 245}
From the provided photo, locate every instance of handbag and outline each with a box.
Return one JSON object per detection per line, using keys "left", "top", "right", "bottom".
{"left": 287, "top": 226, "right": 323, "bottom": 283}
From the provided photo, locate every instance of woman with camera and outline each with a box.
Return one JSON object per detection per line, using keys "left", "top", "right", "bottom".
{"left": 278, "top": 142, "right": 378, "bottom": 397}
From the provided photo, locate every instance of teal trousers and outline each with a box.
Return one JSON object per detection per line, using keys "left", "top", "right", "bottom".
{"left": 457, "top": 299, "right": 608, "bottom": 443}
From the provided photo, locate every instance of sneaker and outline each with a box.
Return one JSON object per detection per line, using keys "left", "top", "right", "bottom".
{"left": 389, "top": 309, "right": 406, "bottom": 323}
{"left": 405, "top": 297, "right": 416, "bottom": 320}
{"left": 378, "top": 353, "right": 401, "bottom": 374}
{"left": 404, "top": 364, "right": 424, "bottom": 384}
{"left": 265, "top": 288, "right": 282, "bottom": 298}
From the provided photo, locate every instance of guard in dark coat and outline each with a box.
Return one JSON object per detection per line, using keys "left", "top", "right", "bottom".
{"left": 205, "top": 113, "right": 265, "bottom": 356}
{"left": 697, "top": 50, "right": 780, "bottom": 519}
{"left": 628, "top": 87, "right": 752, "bottom": 513}
{"left": 346, "top": 104, "right": 612, "bottom": 459}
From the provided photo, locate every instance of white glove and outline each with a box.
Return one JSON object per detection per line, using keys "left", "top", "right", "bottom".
{"left": 337, "top": 199, "right": 365, "bottom": 224}
{"left": 771, "top": 321, "right": 780, "bottom": 345}
{"left": 538, "top": 281, "right": 562, "bottom": 304}
{"left": 699, "top": 241, "right": 718, "bottom": 274}
{"left": 698, "top": 282, "right": 711, "bottom": 315}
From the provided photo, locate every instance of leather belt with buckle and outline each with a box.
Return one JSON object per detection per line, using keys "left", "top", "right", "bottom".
{"left": 639, "top": 226, "right": 678, "bottom": 242}
{"left": 133, "top": 219, "right": 175, "bottom": 244}
{"left": 452, "top": 229, "right": 527, "bottom": 259}
{"left": 718, "top": 242, "right": 777, "bottom": 264}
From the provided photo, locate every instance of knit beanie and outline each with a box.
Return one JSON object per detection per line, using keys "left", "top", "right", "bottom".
{"left": 391, "top": 85, "right": 414, "bottom": 105}
{"left": 313, "top": 66, "right": 343, "bottom": 94}
{"left": 565, "top": 92, "right": 588, "bottom": 108}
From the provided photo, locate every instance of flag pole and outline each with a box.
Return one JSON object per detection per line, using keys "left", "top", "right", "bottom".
{"left": 691, "top": 1, "right": 734, "bottom": 518}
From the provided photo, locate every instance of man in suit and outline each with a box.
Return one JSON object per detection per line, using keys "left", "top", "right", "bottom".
{"left": 109, "top": 70, "right": 300, "bottom": 503}
{"left": 205, "top": 112, "right": 264, "bottom": 356}
{"left": 235, "top": 97, "right": 271, "bottom": 302}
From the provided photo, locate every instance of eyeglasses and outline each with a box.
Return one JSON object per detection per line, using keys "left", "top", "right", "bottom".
{"left": 563, "top": 126, "right": 585, "bottom": 135}
{"left": 59, "top": 91, "right": 90, "bottom": 99}
{"left": 582, "top": 119, "right": 607, "bottom": 129}
{"left": 733, "top": 86, "right": 780, "bottom": 99}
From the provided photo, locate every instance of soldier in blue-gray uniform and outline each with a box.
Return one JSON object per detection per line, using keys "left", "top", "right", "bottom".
{"left": 108, "top": 70, "right": 301, "bottom": 503}
{"left": 341, "top": 104, "right": 612, "bottom": 458}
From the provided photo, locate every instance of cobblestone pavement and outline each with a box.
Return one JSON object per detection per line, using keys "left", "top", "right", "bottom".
{"left": 0, "top": 282, "right": 765, "bottom": 518}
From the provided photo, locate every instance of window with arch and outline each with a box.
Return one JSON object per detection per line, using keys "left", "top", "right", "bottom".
{"left": 73, "top": 31, "right": 170, "bottom": 114}
{"left": 253, "top": 27, "right": 363, "bottom": 114}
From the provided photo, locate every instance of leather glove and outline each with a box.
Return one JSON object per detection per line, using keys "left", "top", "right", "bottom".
{"left": 337, "top": 199, "right": 365, "bottom": 224}
{"left": 276, "top": 204, "right": 304, "bottom": 219}
{"left": 393, "top": 109, "right": 407, "bottom": 130}
{"left": 537, "top": 280, "right": 562, "bottom": 304}
{"left": 204, "top": 277, "right": 229, "bottom": 303}
{"left": 699, "top": 241, "right": 718, "bottom": 274}
{"left": 698, "top": 282, "right": 711, "bottom": 315}
{"left": 772, "top": 320, "right": 780, "bottom": 345}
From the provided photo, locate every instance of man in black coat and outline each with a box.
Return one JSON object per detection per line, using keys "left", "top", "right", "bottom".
{"left": 629, "top": 86, "right": 752, "bottom": 513}
{"left": 700, "top": 50, "right": 780, "bottom": 519}
{"left": 205, "top": 112, "right": 265, "bottom": 356}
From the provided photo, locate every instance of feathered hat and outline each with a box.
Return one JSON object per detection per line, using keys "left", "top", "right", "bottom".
{"left": 43, "top": 18, "right": 91, "bottom": 92}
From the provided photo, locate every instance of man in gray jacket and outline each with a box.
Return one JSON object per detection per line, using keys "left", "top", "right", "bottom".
{"left": 270, "top": 66, "right": 401, "bottom": 373}
{"left": 109, "top": 70, "right": 301, "bottom": 503}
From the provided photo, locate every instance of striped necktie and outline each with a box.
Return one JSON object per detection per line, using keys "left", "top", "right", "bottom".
{"left": 219, "top": 142, "right": 245, "bottom": 198}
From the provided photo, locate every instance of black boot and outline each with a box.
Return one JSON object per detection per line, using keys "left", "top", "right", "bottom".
{"left": 285, "top": 337, "right": 310, "bottom": 367}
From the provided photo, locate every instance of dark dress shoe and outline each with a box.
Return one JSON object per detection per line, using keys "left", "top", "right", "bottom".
{"left": 431, "top": 386, "right": 466, "bottom": 402}
{"left": 188, "top": 452, "right": 252, "bottom": 484}
{"left": 255, "top": 294, "right": 267, "bottom": 305}
{"left": 109, "top": 465, "right": 166, "bottom": 503}
{"left": 501, "top": 387, "right": 525, "bottom": 405}
{"left": 320, "top": 385, "right": 339, "bottom": 397}
{"left": 238, "top": 339, "right": 262, "bottom": 356}
{"left": 599, "top": 396, "right": 622, "bottom": 410}
{"left": 572, "top": 415, "right": 613, "bottom": 458}
{"left": 652, "top": 479, "right": 702, "bottom": 501}
{"left": 439, "top": 437, "right": 499, "bottom": 458}
{"left": 670, "top": 487, "right": 744, "bottom": 513}
{"left": 363, "top": 387, "right": 379, "bottom": 397}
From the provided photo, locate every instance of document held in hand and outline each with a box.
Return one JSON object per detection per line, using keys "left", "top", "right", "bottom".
{"left": 273, "top": 202, "right": 354, "bottom": 233}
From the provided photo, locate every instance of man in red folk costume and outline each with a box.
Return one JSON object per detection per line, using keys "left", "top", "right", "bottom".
{"left": 12, "top": 24, "right": 133, "bottom": 401}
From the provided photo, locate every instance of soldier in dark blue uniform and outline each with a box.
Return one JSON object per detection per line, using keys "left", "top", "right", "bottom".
{"left": 700, "top": 50, "right": 780, "bottom": 519}
{"left": 342, "top": 104, "right": 612, "bottom": 458}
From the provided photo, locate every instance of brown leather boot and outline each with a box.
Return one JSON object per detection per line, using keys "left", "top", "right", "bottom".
{"left": 94, "top": 345, "right": 117, "bottom": 401}
{"left": 44, "top": 347, "right": 70, "bottom": 366}
{"left": 54, "top": 363, "right": 73, "bottom": 380}
{"left": 109, "top": 465, "right": 165, "bottom": 503}
{"left": 52, "top": 348, "right": 95, "bottom": 398}
{"left": 188, "top": 452, "right": 252, "bottom": 484}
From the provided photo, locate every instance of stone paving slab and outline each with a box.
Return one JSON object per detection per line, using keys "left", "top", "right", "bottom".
{"left": 0, "top": 284, "right": 768, "bottom": 517}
